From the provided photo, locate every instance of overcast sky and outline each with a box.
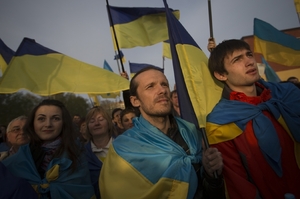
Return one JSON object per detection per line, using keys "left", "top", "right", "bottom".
{"left": 0, "top": 0, "right": 299, "bottom": 90}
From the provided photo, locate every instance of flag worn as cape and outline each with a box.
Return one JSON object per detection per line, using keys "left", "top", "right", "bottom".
{"left": 262, "top": 56, "right": 281, "bottom": 83}
{"left": 107, "top": 5, "right": 180, "bottom": 49}
{"left": 0, "top": 38, "right": 129, "bottom": 96}
{"left": 163, "top": 0, "right": 223, "bottom": 128}
{"left": 206, "top": 79, "right": 300, "bottom": 174}
{"left": 0, "top": 38, "right": 15, "bottom": 76}
{"left": 254, "top": 18, "right": 300, "bottom": 68}
{"left": 2, "top": 144, "right": 95, "bottom": 199}
{"left": 100, "top": 115, "right": 202, "bottom": 199}
{"left": 129, "top": 62, "right": 163, "bottom": 79}
{"left": 162, "top": 40, "right": 172, "bottom": 59}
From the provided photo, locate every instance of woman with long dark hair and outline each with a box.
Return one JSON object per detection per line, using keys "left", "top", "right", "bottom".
{"left": 3, "top": 99, "right": 95, "bottom": 199}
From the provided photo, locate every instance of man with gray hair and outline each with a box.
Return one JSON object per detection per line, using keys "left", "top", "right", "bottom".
{"left": 0, "top": 116, "right": 29, "bottom": 161}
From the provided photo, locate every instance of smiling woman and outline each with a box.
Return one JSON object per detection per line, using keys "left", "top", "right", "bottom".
{"left": 2, "top": 99, "right": 95, "bottom": 199}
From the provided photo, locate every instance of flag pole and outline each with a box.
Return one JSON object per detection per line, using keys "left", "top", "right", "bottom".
{"left": 207, "top": 0, "right": 214, "bottom": 38}
{"left": 106, "top": 0, "right": 125, "bottom": 72}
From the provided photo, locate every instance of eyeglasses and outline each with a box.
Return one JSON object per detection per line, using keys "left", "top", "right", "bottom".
{"left": 8, "top": 127, "right": 22, "bottom": 134}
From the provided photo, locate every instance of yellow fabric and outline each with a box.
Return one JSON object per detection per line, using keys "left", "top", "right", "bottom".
{"left": 254, "top": 35, "right": 300, "bottom": 67}
{"left": 162, "top": 41, "right": 171, "bottom": 59}
{"left": 176, "top": 44, "right": 223, "bottom": 127}
{"left": 111, "top": 11, "right": 180, "bottom": 49}
{"left": 0, "top": 54, "right": 129, "bottom": 95}
{"left": 32, "top": 164, "right": 60, "bottom": 191}
{"left": 277, "top": 116, "right": 300, "bottom": 169}
{"left": 100, "top": 147, "right": 189, "bottom": 199}
{"left": 206, "top": 122, "right": 243, "bottom": 145}
{"left": 88, "top": 94, "right": 100, "bottom": 106}
{"left": 0, "top": 55, "right": 7, "bottom": 77}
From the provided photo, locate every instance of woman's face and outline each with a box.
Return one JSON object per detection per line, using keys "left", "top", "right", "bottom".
{"left": 121, "top": 112, "right": 136, "bottom": 130}
{"left": 34, "top": 105, "right": 63, "bottom": 144}
{"left": 88, "top": 113, "right": 109, "bottom": 137}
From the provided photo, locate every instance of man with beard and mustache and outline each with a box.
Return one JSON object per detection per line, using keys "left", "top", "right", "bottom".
{"left": 100, "top": 66, "right": 225, "bottom": 199}
{"left": 206, "top": 39, "right": 300, "bottom": 199}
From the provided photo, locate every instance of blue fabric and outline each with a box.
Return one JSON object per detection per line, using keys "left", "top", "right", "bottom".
{"left": 113, "top": 115, "right": 202, "bottom": 199}
{"left": 85, "top": 141, "right": 102, "bottom": 199}
{"left": 3, "top": 144, "right": 95, "bottom": 199}
{"left": 0, "top": 142, "right": 9, "bottom": 152}
{"left": 0, "top": 162, "right": 38, "bottom": 199}
{"left": 207, "top": 79, "right": 300, "bottom": 176}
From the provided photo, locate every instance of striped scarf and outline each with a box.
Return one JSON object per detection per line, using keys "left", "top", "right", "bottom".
{"left": 40, "top": 137, "right": 62, "bottom": 171}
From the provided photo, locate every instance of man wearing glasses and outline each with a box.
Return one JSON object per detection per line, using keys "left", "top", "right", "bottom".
{"left": 0, "top": 116, "right": 29, "bottom": 161}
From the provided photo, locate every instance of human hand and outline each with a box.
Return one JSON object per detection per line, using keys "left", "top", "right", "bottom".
{"left": 207, "top": 37, "right": 216, "bottom": 52}
{"left": 120, "top": 71, "right": 129, "bottom": 80}
{"left": 202, "top": 141, "right": 223, "bottom": 178}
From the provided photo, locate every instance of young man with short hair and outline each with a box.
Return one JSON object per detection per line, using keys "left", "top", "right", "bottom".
{"left": 206, "top": 39, "right": 300, "bottom": 199}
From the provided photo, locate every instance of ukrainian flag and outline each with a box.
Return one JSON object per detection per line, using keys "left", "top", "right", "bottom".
{"left": 262, "top": 56, "right": 281, "bottom": 83}
{"left": 162, "top": 40, "right": 172, "bottom": 59}
{"left": 129, "top": 62, "right": 163, "bottom": 79}
{"left": 0, "top": 38, "right": 129, "bottom": 96}
{"left": 254, "top": 18, "right": 300, "bottom": 68}
{"left": 107, "top": 5, "right": 180, "bottom": 49}
{"left": 0, "top": 39, "right": 15, "bottom": 76}
{"left": 163, "top": 0, "right": 223, "bottom": 128}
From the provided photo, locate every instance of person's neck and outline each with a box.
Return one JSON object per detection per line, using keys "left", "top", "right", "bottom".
{"left": 143, "top": 114, "right": 170, "bottom": 134}
{"left": 92, "top": 134, "right": 111, "bottom": 149}
{"left": 230, "top": 84, "right": 257, "bottom": 97}
{"left": 173, "top": 106, "right": 180, "bottom": 115}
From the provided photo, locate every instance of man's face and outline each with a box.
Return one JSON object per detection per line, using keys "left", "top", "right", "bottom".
{"left": 130, "top": 69, "right": 172, "bottom": 120}
{"left": 216, "top": 49, "right": 260, "bottom": 92}
{"left": 73, "top": 116, "right": 81, "bottom": 124}
{"left": 7, "top": 119, "right": 29, "bottom": 147}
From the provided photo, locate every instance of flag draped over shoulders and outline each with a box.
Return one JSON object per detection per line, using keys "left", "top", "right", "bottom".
{"left": 100, "top": 115, "right": 202, "bottom": 199}
{"left": 2, "top": 144, "right": 95, "bottom": 199}
{"left": 0, "top": 38, "right": 129, "bottom": 96}
{"left": 107, "top": 5, "right": 180, "bottom": 49}
{"left": 254, "top": 18, "right": 300, "bottom": 68}
{"left": 163, "top": 0, "right": 223, "bottom": 128}
{"left": 206, "top": 80, "right": 300, "bottom": 173}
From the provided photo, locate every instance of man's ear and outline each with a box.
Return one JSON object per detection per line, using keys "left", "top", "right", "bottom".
{"left": 130, "top": 96, "right": 140, "bottom": 108}
{"left": 214, "top": 71, "right": 227, "bottom": 82}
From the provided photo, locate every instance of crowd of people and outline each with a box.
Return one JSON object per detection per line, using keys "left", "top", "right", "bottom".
{"left": 0, "top": 39, "right": 299, "bottom": 199}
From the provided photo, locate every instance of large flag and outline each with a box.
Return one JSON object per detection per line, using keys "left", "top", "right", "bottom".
{"left": 0, "top": 39, "right": 15, "bottom": 76}
{"left": 129, "top": 62, "right": 163, "bottom": 78}
{"left": 107, "top": 5, "right": 180, "bottom": 49}
{"left": 0, "top": 38, "right": 129, "bottom": 96}
{"left": 262, "top": 56, "right": 281, "bottom": 83}
{"left": 294, "top": 0, "right": 300, "bottom": 22}
{"left": 162, "top": 40, "right": 172, "bottom": 59}
{"left": 163, "top": 0, "right": 223, "bottom": 128}
{"left": 254, "top": 18, "right": 300, "bottom": 68}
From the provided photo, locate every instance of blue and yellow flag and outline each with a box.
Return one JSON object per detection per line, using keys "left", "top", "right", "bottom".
{"left": 100, "top": 59, "right": 120, "bottom": 99}
{"left": 0, "top": 39, "right": 15, "bottom": 76}
{"left": 163, "top": 0, "right": 223, "bottom": 128}
{"left": 129, "top": 62, "right": 163, "bottom": 79}
{"left": 262, "top": 56, "right": 281, "bottom": 83}
{"left": 254, "top": 18, "right": 300, "bottom": 68}
{"left": 0, "top": 38, "right": 129, "bottom": 96}
{"left": 162, "top": 40, "right": 172, "bottom": 59}
{"left": 113, "top": 50, "right": 126, "bottom": 64}
{"left": 107, "top": 5, "right": 180, "bottom": 49}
